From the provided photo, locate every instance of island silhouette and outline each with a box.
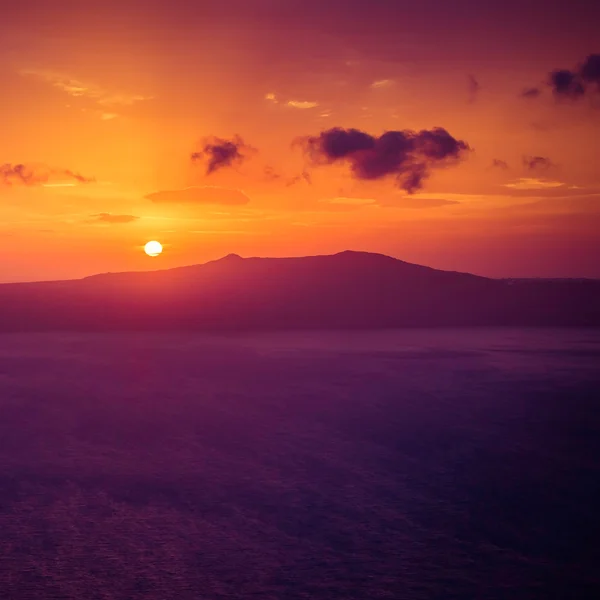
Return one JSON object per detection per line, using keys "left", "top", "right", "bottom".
{"left": 0, "top": 251, "right": 598, "bottom": 331}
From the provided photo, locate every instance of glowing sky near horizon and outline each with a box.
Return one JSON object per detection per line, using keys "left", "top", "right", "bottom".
{"left": 1, "top": 0, "right": 599, "bottom": 281}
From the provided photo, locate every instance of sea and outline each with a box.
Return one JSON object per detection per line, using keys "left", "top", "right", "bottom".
{"left": 1, "top": 329, "right": 599, "bottom": 599}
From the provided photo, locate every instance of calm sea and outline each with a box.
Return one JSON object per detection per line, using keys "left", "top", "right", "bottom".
{"left": 1, "top": 329, "right": 599, "bottom": 599}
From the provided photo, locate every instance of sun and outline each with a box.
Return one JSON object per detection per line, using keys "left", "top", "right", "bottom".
{"left": 144, "top": 240, "right": 163, "bottom": 257}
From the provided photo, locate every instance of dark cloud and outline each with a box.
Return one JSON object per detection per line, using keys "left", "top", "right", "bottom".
{"left": 521, "top": 87, "right": 541, "bottom": 98}
{"left": 581, "top": 53, "right": 600, "bottom": 86}
{"left": 549, "top": 69, "right": 585, "bottom": 99}
{"left": 66, "top": 172, "right": 92, "bottom": 183}
{"left": 467, "top": 74, "right": 480, "bottom": 103}
{"left": 525, "top": 54, "right": 600, "bottom": 100}
{"left": 91, "top": 213, "right": 139, "bottom": 224}
{"left": 523, "top": 156, "right": 554, "bottom": 170}
{"left": 263, "top": 166, "right": 281, "bottom": 181}
{"left": 286, "top": 170, "right": 312, "bottom": 187}
{"left": 146, "top": 186, "right": 250, "bottom": 205}
{"left": 491, "top": 159, "right": 509, "bottom": 169}
{"left": 297, "top": 127, "right": 470, "bottom": 193}
{"left": 191, "top": 136, "right": 255, "bottom": 175}
{"left": 0, "top": 163, "right": 93, "bottom": 186}
{"left": 262, "top": 166, "right": 312, "bottom": 187}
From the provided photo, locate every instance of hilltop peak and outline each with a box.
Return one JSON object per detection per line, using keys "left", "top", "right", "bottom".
{"left": 220, "top": 253, "right": 243, "bottom": 260}
{"left": 331, "top": 250, "right": 401, "bottom": 261}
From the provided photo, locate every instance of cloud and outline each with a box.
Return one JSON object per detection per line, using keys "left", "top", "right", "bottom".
{"left": 265, "top": 93, "right": 318, "bottom": 109}
{"left": 503, "top": 178, "right": 565, "bottom": 190}
{"left": 581, "top": 54, "right": 600, "bottom": 87}
{"left": 524, "top": 54, "right": 600, "bottom": 100}
{"left": 286, "top": 100, "right": 319, "bottom": 109}
{"left": 0, "top": 163, "right": 94, "bottom": 186}
{"left": 523, "top": 155, "right": 554, "bottom": 170}
{"left": 326, "top": 197, "right": 375, "bottom": 206}
{"left": 382, "top": 197, "right": 461, "bottom": 209}
{"left": 262, "top": 167, "right": 312, "bottom": 187}
{"left": 286, "top": 171, "right": 312, "bottom": 187}
{"left": 314, "top": 197, "right": 376, "bottom": 212}
{"left": 549, "top": 69, "right": 585, "bottom": 99}
{"left": 491, "top": 159, "right": 509, "bottom": 169}
{"left": 263, "top": 166, "right": 281, "bottom": 181}
{"left": 467, "top": 74, "right": 480, "bottom": 103}
{"left": 521, "top": 87, "right": 542, "bottom": 98}
{"left": 191, "top": 136, "right": 255, "bottom": 175}
{"left": 91, "top": 213, "right": 139, "bottom": 224}
{"left": 371, "top": 79, "right": 394, "bottom": 89}
{"left": 146, "top": 186, "right": 251, "bottom": 205}
{"left": 20, "top": 69, "right": 153, "bottom": 107}
{"left": 549, "top": 54, "right": 600, "bottom": 98}
{"left": 296, "top": 126, "right": 470, "bottom": 193}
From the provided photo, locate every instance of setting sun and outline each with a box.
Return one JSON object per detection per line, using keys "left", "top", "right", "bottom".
{"left": 144, "top": 241, "right": 163, "bottom": 257}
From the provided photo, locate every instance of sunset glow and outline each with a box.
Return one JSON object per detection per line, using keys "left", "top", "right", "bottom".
{"left": 1, "top": 1, "right": 599, "bottom": 282}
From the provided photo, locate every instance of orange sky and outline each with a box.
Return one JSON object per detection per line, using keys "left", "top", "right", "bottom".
{"left": 1, "top": 0, "right": 599, "bottom": 281}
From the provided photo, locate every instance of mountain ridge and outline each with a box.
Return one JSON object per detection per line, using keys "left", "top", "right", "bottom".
{"left": 0, "top": 251, "right": 598, "bottom": 330}
{"left": 44, "top": 251, "right": 490, "bottom": 285}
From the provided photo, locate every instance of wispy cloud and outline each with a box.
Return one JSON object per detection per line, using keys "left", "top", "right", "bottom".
{"left": 20, "top": 68, "right": 153, "bottom": 107}
{"left": 1, "top": 163, "right": 94, "bottom": 186}
{"left": 286, "top": 100, "right": 319, "bottom": 109}
{"left": 504, "top": 178, "right": 565, "bottom": 190}
{"left": 382, "top": 197, "right": 461, "bottom": 209}
{"left": 262, "top": 167, "right": 312, "bottom": 187}
{"left": 146, "top": 186, "right": 251, "bottom": 205}
{"left": 521, "top": 87, "right": 542, "bottom": 99}
{"left": 265, "top": 92, "right": 318, "bottom": 109}
{"left": 286, "top": 171, "right": 312, "bottom": 187}
{"left": 491, "top": 159, "right": 509, "bottom": 169}
{"left": 467, "top": 74, "right": 480, "bottom": 103}
{"left": 523, "top": 155, "right": 554, "bottom": 170}
{"left": 370, "top": 79, "right": 394, "bottom": 89}
{"left": 312, "top": 195, "right": 460, "bottom": 212}
{"left": 90, "top": 213, "right": 140, "bottom": 224}
{"left": 321, "top": 197, "right": 376, "bottom": 210}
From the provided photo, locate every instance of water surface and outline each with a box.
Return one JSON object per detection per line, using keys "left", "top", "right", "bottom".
{"left": 1, "top": 329, "right": 599, "bottom": 599}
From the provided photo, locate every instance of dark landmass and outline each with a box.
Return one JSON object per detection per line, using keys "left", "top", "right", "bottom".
{"left": 0, "top": 251, "right": 599, "bottom": 331}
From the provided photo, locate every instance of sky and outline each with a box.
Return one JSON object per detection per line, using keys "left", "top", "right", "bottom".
{"left": 1, "top": 0, "right": 599, "bottom": 281}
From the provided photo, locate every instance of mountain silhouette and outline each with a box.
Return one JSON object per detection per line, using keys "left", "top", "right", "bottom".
{"left": 0, "top": 251, "right": 598, "bottom": 330}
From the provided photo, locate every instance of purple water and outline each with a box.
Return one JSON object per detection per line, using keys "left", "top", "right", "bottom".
{"left": 1, "top": 329, "right": 599, "bottom": 598}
